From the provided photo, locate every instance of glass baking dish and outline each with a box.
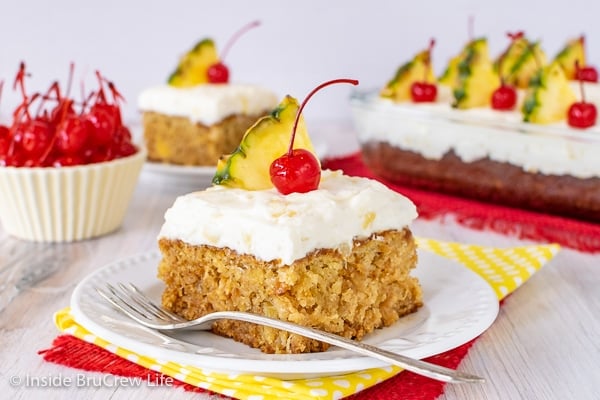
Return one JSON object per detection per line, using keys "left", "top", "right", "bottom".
{"left": 349, "top": 88, "right": 600, "bottom": 222}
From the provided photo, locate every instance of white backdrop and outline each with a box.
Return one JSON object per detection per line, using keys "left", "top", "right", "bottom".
{"left": 1, "top": 0, "right": 599, "bottom": 135}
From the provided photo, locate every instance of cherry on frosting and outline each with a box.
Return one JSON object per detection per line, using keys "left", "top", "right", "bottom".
{"left": 411, "top": 82, "right": 437, "bottom": 103}
{"left": 410, "top": 39, "right": 437, "bottom": 103}
{"left": 568, "top": 61, "right": 597, "bottom": 128}
{"left": 491, "top": 32, "right": 521, "bottom": 111}
{"left": 576, "top": 66, "right": 599, "bottom": 83}
{"left": 207, "top": 63, "right": 229, "bottom": 84}
{"left": 270, "top": 78, "right": 359, "bottom": 195}
{"left": 491, "top": 84, "right": 517, "bottom": 111}
{"left": 568, "top": 102, "right": 597, "bottom": 128}
{"left": 574, "top": 35, "right": 598, "bottom": 83}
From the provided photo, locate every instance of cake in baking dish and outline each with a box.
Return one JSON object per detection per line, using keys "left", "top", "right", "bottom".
{"left": 138, "top": 31, "right": 278, "bottom": 166}
{"left": 352, "top": 34, "right": 600, "bottom": 221}
{"left": 156, "top": 88, "right": 422, "bottom": 354}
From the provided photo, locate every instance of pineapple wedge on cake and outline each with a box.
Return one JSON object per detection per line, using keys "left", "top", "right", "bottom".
{"left": 167, "top": 38, "right": 219, "bottom": 87}
{"left": 353, "top": 31, "right": 600, "bottom": 226}
{"left": 522, "top": 61, "right": 577, "bottom": 124}
{"left": 379, "top": 32, "right": 595, "bottom": 126}
{"left": 212, "top": 96, "right": 317, "bottom": 190}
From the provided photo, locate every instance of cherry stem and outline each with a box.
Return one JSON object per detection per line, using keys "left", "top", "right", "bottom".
{"left": 58, "top": 98, "right": 75, "bottom": 123}
{"left": 468, "top": 15, "right": 474, "bottom": 41}
{"left": 428, "top": 38, "right": 436, "bottom": 53}
{"left": 14, "top": 93, "right": 40, "bottom": 124}
{"left": 65, "top": 62, "right": 75, "bottom": 99}
{"left": 106, "top": 80, "right": 126, "bottom": 105}
{"left": 43, "top": 81, "right": 61, "bottom": 101}
{"left": 80, "top": 80, "right": 86, "bottom": 114}
{"left": 507, "top": 31, "right": 524, "bottom": 41}
{"left": 575, "top": 60, "right": 586, "bottom": 103}
{"left": 0, "top": 80, "right": 4, "bottom": 110}
{"left": 13, "top": 62, "right": 32, "bottom": 121}
{"left": 94, "top": 70, "right": 107, "bottom": 104}
{"left": 36, "top": 81, "right": 60, "bottom": 117}
{"left": 80, "top": 80, "right": 98, "bottom": 114}
{"left": 424, "top": 38, "right": 436, "bottom": 82}
{"left": 498, "top": 31, "right": 522, "bottom": 87}
{"left": 13, "top": 62, "right": 28, "bottom": 98}
{"left": 288, "top": 78, "right": 359, "bottom": 156}
{"left": 220, "top": 20, "right": 261, "bottom": 62}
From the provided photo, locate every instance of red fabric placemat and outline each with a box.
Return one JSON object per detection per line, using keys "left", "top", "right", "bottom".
{"left": 39, "top": 151, "right": 589, "bottom": 399}
{"left": 40, "top": 334, "right": 475, "bottom": 399}
{"left": 322, "top": 152, "right": 600, "bottom": 253}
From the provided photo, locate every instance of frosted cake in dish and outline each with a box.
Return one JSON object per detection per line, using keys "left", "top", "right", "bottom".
{"left": 351, "top": 34, "right": 600, "bottom": 221}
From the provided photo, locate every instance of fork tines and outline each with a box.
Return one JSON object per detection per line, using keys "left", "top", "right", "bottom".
{"left": 96, "top": 282, "right": 185, "bottom": 324}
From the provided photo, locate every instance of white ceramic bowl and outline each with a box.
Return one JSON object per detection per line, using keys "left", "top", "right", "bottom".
{"left": 0, "top": 148, "right": 146, "bottom": 242}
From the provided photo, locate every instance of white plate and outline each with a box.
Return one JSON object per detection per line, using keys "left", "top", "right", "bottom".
{"left": 71, "top": 249, "right": 498, "bottom": 379}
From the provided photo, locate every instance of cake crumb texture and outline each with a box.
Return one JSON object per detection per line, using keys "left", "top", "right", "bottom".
{"left": 158, "top": 228, "right": 422, "bottom": 354}
{"left": 143, "top": 112, "right": 266, "bottom": 166}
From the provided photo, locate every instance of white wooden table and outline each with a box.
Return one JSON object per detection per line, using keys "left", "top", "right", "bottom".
{"left": 1, "top": 146, "right": 599, "bottom": 400}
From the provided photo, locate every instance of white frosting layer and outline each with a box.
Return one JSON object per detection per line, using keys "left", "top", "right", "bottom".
{"left": 159, "top": 170, "right": 417, "bottom": 265}
{"left": 138, "top": 84, "right": 279, "bottom": 125}
{"left": 351, "top": 83, "right": 600, "bottom": 178}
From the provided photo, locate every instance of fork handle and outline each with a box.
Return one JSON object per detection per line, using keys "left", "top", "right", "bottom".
{"left": 194, "top": 311, "right": 484, "bottom": 384}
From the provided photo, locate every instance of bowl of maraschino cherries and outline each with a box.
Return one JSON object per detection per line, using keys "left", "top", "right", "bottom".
{"left": 0, "top": 63, "right": 146, "bottom": 242}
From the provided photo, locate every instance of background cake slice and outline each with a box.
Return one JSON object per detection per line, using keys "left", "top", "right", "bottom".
{"left": 139, "top": 23, "right": 278, "bottom": 166}
{"left": 139, "top": 84, "right": 277, "bottom": 166}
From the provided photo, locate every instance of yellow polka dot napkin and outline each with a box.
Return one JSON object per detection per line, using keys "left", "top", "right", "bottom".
{"left": 53, "top": 238, "right": 559, "bottom": 400}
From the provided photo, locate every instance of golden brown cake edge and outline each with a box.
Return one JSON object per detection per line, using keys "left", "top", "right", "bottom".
{"left": 157, "top": 228, "right": 422, "bottom": 354}
{"left": 143, "top": 111, "right": 269, "bottom": 166}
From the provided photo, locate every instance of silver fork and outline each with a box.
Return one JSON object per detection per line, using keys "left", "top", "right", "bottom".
{"left": 96, "top": 282, "right": 485, "bottom": 384}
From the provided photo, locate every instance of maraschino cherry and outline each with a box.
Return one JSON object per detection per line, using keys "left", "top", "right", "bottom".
{"left": 575, "top": 36, "right": 598, "bottom": 83}
{"left": 410, "top": 39, "right": 437, "bottom": 103}
{"left": 491, "top": 85, "right": 517, "bottom": 110}
{"left": 270, "top": 78, "right": 359, "bottom": 195}
{"left": 9, "top": 64, "right": 54, "bottom": 166}
{"left": 491, "top": 32, "right": 521, "bottom": 111}
{"left": 568, "top": 61, "right": 597, "bottom": 128}
{"left": 207, "top": 20, "right": 261, "bottom": 84}
{"left": 1, "top": 62, "right": 136, "bottom": 167}
{"left": 577, "top": 66, "right": 599, "bottom": 83}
